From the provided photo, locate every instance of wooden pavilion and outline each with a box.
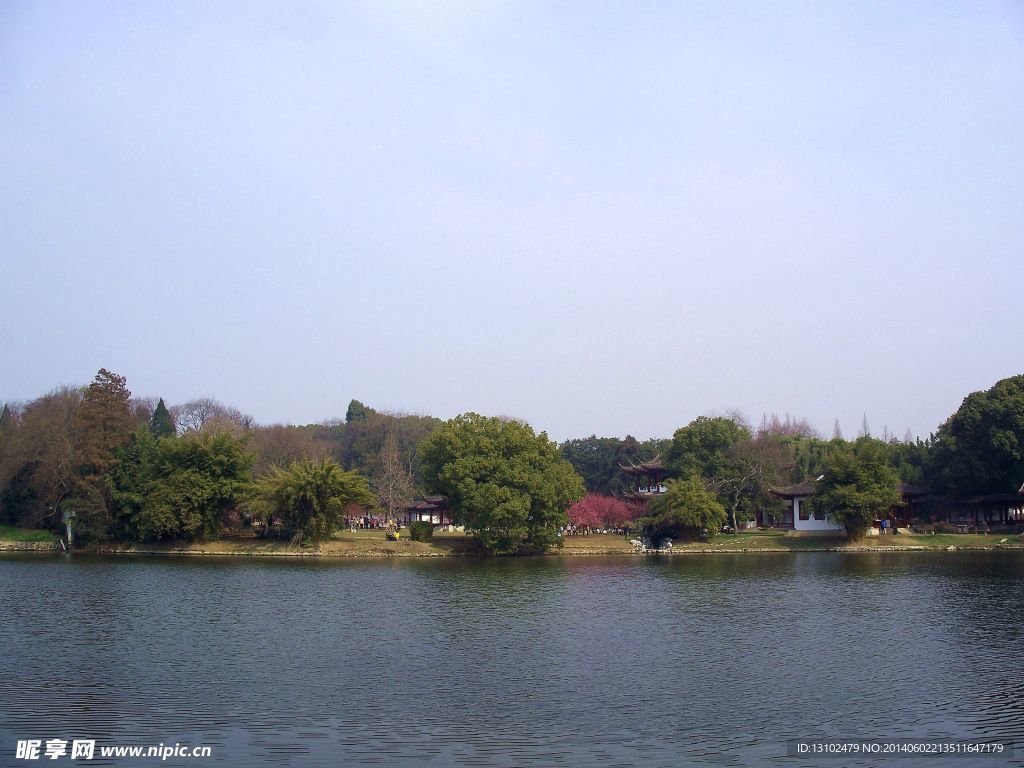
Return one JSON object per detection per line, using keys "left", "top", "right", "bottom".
{"left": 405, "top": 495, "right": 453, "bottom": 526}
{"left": 619, "top": 457, "right": 669, "bottom": 504}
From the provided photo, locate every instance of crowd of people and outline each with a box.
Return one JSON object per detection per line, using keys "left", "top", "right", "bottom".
{"left": 561, "top": 524, "right": 633, "bottom": 537}
{"left": 344, "top": 515, "right": 403, "bottom": 531}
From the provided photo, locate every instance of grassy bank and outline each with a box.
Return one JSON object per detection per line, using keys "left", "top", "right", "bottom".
{"left": 3, "top": 526, "right": 1022, "bottom": 557}
{"left": 0, "top": 524, "right": 57, "bottom": 543}
{"left": 96, "top": 527, "right": 1024, "bottom": 558}
{"left": 559, "top": 528, "right": 1024, "bottom": 554}
{"left": 98, "top": 529, "right": 486, "bottom": 558}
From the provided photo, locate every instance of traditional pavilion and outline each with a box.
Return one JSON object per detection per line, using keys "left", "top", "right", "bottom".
{"left": 619, "top": 457, "right": 669, "bottom": 503}
{"left": 769, "top": 479, "right": 841, "bottom": 531}
{"left": 768, "top": 480, "right": 931, "bottom": 531}
{"left": 927, "top": 487, "right": 1024, "bottom": 528}
{"left": 405, "top": 495, "right": 452, "bottom": 526}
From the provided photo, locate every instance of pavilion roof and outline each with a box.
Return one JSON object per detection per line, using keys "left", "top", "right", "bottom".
{"left": 771, "top": 480, "right": 817, "bottom": 498}
{"left": 898, "top": 482, "right": 928, "bottom": 498}
{"left": 618, "top": 456, "right": 666, "bottom": 475}
{"left": 406, "top": 495, "right": 448, "bottom": 511}
{"left": 773, "top": 479, "right": 931, "bottom": 500}
{"left": 968, "top": 492, "right": 1023, "bottom": 503}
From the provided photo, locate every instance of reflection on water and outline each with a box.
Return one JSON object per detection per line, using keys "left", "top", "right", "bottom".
{"left": 0, "top": 552, "right": 1021, "bottom": 767}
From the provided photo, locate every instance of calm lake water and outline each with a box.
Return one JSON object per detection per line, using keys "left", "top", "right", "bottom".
{"left": 1, "top": 552, "right": 1022, "bottom": 767}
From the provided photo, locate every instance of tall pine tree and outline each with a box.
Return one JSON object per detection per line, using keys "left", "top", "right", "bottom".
{"left": 150, "top": 398, "right": 175, "bottom": 438}
{"left": 71, "top": 369, "right": 135, "bottom": 541}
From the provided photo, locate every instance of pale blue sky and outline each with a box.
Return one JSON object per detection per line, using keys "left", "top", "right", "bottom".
{"left": 2, "top": 1, "right": 1022, "bottom": 441}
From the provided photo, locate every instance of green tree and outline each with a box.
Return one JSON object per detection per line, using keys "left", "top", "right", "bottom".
{"left": 929, "top": 375, "right": 1024, "bottom": 496}
{"left": 419, "top": 413, "right": 585, "bottom": 554}
{"left": 810, "top": 438, "right": 901, "bottom": 540}
{"left": 667, "top": 416, "right": 750, "bottom": 479}
{"left": 639, "top": 476, "right": 727, "bottom": 542}
{"left": 783, "top": 436, "right": 832, "bottom": 482}
{"left": 559, "top": 435, "right": 623, "bottom": 494}
{"left": 560, "top": 434, "right": 670, "bottom": 495}
{"left": 256, "top": 457, "right": 375, "bottom": 543}
{"left": 109, "top": 427, "right": 160, "bottom": 541}
{"left": 345, "top": 399, "right": 376, "bottom": 424}
{"left": 150, "top": 398, "right": 175, "bottom": 438}
{"left": 113, "top": 431, "right": 254, "bottom": 542}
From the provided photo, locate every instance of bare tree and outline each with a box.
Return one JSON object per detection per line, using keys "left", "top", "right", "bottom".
{"left": 710, "top": 436, "right": 791, "bottom": 532}
{"left": 757, "top": 412, "right": 821, "bottom": 440}
{"left": 375, "top": 431, "right": 414, "bottom": 522}
{"left": 129, "top": 396, "right": 158, "bottom": 426}
{"left": 172, "top": 397, "right": 223, "bottom": 434}
{"left": 0, "top": 387, "right": 82, "bottom": 528}
{"left": 249, "top": 424, "right": 331, "bottom": 474}
{"left": 716, "top": 408, "right": 752, "bottom": 432}
{"left": 171, "top": 398, "right": 254, "bottom": 436}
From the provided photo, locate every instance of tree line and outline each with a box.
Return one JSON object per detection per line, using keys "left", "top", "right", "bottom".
{"left": 0, "top": 373, "right": 425, "bottom": 545}
{"left": 559, "top": 375, "right": 1024, "bottom": 541}
{"left": 1, "top": 370, "right": 1022, "bottom": 550}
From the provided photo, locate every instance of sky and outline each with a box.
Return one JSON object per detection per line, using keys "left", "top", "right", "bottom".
{"left": 2, "top": 1, "right": 1023, "bottom": 442}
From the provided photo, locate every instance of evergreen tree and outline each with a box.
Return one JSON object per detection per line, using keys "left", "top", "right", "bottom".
{"left": 109, "top": 427, "right": 160, "bottom": 541}
{"left": 71, "top": 369, "right": 135, "bottom": 541}
{"left": 150, "top": 398, "right": 175, "bottom": 438}
{"left": 929, "top": 374, "right": 1024, "bottom": 495}
{"left": 256, "top": 457, "right": 375, "bottom": 544}
{"left": 345, "top": 399, "right": 375, "bottom": 423}
{"left": 667, "top": 416, "right": 750, "bottom": 479}
{"left": 420, "top": 413, "right": 584, "bottom": 554}
{"left": 810, "top": 438, "right": 901, "bottom": 540}
{"left": 119, "top": 432, "right": 254, "bottom": 542}
{"left": 640, "top": 476, "right": 727, "bottom": 542}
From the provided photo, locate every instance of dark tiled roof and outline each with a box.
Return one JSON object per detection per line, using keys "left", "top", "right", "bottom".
{"left": 898, "top": 482, "right": 928, "bottom": 497}
{"left": 969, "top": 493, "right": 1023, "bottom": 503}
{"left": 407, "top": 495, "right": 448, "bottom": 511}
{"left": 774, "top": 480, "right": 930, "bottom": 500}
{"left": 771, "top": 480, "right": 817, "bottom": 498}
{"left": 619, "top": 456, "right": 665, "bottom": 475}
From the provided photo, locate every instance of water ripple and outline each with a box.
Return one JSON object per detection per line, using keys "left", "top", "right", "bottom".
{"left": 0, "top": 552, "right": 1022, "bottom": 766}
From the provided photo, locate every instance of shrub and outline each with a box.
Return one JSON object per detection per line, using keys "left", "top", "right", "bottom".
{"left": 639, "top": 476, "right": 727, "bottom": 542}
{"left": 409, "top": 521, "right": 434, "bottom": 541}
{"left": 933, "top": 521, "right": 955, "bottom": 534}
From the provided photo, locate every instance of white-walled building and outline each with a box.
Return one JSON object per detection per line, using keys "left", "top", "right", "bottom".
{"left": 771, "top": 480, "right": 845, "bottom": 532}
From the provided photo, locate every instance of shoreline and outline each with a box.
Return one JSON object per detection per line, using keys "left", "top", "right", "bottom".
{"left": 3, "top": 537, "right": 1023, "bottom": 559}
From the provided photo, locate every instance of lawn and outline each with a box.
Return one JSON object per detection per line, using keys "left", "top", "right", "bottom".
{"left": 0, "top": 524, "right": 57, "bottom": 543}
{"left": 555, "top": 528, "right": 1024, "bottom": 554}
{"left": 14, "top": 525, "right": 1019, "bottom": 557}
{"left": 117, "top": 527, "right": 485, "bottom": 557}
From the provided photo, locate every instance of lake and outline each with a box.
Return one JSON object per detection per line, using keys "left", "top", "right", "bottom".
{"left": 1, "top": 552, "right": 1022, "bottom": 767}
